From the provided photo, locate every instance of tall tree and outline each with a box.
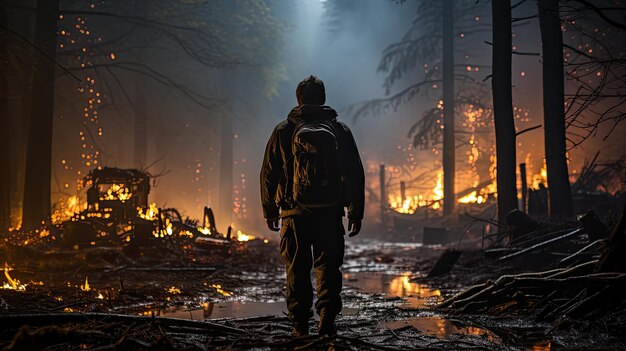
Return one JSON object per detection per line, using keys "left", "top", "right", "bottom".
{"left": 442, "top": 0, "right": 455, "bottom": 215}
{"left": 538, "top": 0, "right": 573, "bottom": 219}
{"left": 0, "top": 7, "right": 10, "bottom": 231}
{"left": 491, "top": 0, "right": 518, "bottom": 223}
{"left": 21, "top": 0, "right": 59, "bottom": 230}
{"left": 349, "top": 1, "right": 492, "bottom": 214}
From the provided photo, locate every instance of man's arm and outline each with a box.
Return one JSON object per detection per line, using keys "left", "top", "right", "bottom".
{"left": 339, "top": 122, "right": 365, "bottom": 234}
{"left": 260, "top": 126, "right": 282, "bottom": 230}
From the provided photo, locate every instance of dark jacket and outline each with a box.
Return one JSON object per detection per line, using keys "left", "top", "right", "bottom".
{"left": 260, "top": 104, "right": 365, "bottom": 220}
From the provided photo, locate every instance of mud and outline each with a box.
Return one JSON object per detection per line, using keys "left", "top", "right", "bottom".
{"left": 2, "top": 237, "right": 623, "bottom": 349}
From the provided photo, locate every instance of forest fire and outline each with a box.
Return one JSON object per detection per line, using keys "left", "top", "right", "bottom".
{"left": 2, "top": 263, "right": 26, "bottom": 291}
{"left": 1, "top": 0, "right": 626, "bottom": 349}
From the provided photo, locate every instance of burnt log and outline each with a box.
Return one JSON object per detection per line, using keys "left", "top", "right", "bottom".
{"left": 597, "top": 202, "right": 626, "bottom": 273}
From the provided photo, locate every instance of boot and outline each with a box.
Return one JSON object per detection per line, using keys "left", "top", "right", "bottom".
{"left": 318, "top": 313, "right": 336, "bottom": 336}
{"left": 291, "top": 320, "right": 309, "bottom": 337}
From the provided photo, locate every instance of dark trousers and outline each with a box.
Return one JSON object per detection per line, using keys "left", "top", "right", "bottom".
{"left": 279, "top": 213, "right": 345, "bottom": 322}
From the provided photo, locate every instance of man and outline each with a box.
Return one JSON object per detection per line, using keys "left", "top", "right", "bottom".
{"left": 260, "top": 75, "right": 365, "bottom": 337}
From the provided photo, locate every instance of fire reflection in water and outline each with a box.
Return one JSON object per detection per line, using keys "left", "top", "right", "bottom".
{"left": 383, "top": 316, "right": 497, "bottom": 341}
{"left": 344, "top": 272, "right": 442, "bottom": 308}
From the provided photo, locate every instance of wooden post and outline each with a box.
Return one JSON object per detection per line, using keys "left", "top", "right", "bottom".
{"left": 520, "top": 163, "right": 528, "bottom": 212}
{"left": 380, "top": 164, "right": 386, "bottom": 225}
{"left": 400, "top": 181, "right": 406, "bottom": 204}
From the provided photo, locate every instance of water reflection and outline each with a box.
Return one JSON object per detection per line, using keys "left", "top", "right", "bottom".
{"left": 142, "top": 301, "right": 357, "bottom": 320}
{"left": 383, "top": 316, "right": 496, "bottom": 340}
{"left": 344, "top": 272, "right": 442, "bottom": 308}
{"left": 143, "top": 301, "right": 287, "bottom": 320}
{"left": 531, "top": 341, "right": 551, "bottom": 351}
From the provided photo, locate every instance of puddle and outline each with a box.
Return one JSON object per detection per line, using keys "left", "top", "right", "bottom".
{"left": 138, "top": 301, "right": 358, "bottom": 320}
{"left": 530, "top": 341, "right": 551, "bottom": 351}
{"left": 154, "top": 301, "right": 287, "bottom": 320}
{"left": 382, "top": 316, "right": 497, "bottom": 340}
{"left": 344, "top": 272, "right": 442, "bottom": 308}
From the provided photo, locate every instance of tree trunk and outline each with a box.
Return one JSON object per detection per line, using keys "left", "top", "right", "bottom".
{"left": 21, "top": 0, "right": 59, "bottom": 230}
{"left": 538, "top": 0, "right": 573, "bottom": 220}
{"left": 0, "top": 7, "right": 10, "bottom": 231}
{"left": 218, "top": 113, "right": 233, "bottom": 229}
{"left": 491, "top": 0, "right": 518, "bottom": 223}
{"left": 442, "top": 0, "right": 455, "bottom": 215}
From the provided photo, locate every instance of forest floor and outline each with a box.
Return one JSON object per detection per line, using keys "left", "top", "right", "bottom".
{"left": 0, "top": 232, "right": 624, "bottom": 350}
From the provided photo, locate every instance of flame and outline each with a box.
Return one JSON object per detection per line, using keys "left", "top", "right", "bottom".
{"left": 531, "top": 161, "right": 548, "bottom": 190}
{"left": 2, "top": 263, "right": 26, "bottom": 291}
{"left": 211, "top": 284, "right": 232, "bottom": 296}
{"left": 153, "top": 218, "right": 173, "bottom": 238}
{"left": 81, "top": 276, "right": 90, "bottom": 291}
{"left": 100, "top": 183, "right": 132, "bottom": 202}
{"left": 197, "top": 226, "right": 212, "bottom": 235}
{"left": 458, "top": 191, "right": 485, "bottom": 204}
{"left": 388, "top": 172, "right": 444, "bottom": 214}
{"left": 51, "top": 195, "right": 88, "bottom": 224}
{"left": 96, "top": 292, "right": 104, "bottom": 299}
{"left": 167, "top": 286, "right": 181, "bottom": 294}
{"left": 432, "top": 172, "right": 444, "bottom": 209}
{"left": 236, "top": 230, "right": 255, "bottom": 242}
{"left": 138, "top": 203, "right": 159, "bottom": 221}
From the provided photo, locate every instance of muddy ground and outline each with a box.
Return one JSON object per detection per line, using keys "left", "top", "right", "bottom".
{"left": 0, "top": 234, "right": 623, "bottom": 350}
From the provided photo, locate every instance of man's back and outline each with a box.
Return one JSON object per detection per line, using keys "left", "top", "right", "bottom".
{"left": 260, "top": 104, "right": 364, "bottom": 220}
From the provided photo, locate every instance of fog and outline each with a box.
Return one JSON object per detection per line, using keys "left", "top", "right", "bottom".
{"left": 35, "top": 0, "right": 625, "bottom": 235}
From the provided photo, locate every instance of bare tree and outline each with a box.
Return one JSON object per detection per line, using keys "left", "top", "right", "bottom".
{"left": 348, "top": 0, "right": 492, "bottom": 215}
{"left": 492, "top": 0, "right": 518, "bottom": 223}
{"left": 558, "top": 0, "right": 626, "bottom": 146}
{"left": 2, "top": 0, "right": 286, "bottom": 229}
{"left": 0, "top": 6, "right": 10, "bottom": 232}
{"left": 442, "top": 0, "right": 456, "bottom": 214}
{"left": 538, "top": 0, "right": 574, "bottom": 219}
{"left": 21, "top": 0, "right": 59, "bottom": 230}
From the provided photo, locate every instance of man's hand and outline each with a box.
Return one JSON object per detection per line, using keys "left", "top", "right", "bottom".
{"left": 348, "top": 219, "right": 362, "bottom": 237}
{"left": 266, "top": 218, "right": 280, "bottom": 232}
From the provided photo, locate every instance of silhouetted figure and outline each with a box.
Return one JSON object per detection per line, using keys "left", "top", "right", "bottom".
{"left": 260, "top": 75, "right": 365, "bottom": 337}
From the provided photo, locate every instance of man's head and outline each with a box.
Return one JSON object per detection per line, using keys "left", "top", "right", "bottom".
{"left": 296, "top": 75, "right": 325, "bottom": 106}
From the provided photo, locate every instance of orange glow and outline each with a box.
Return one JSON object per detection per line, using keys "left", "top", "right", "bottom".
{"left": 138, "top": 203, "right": 159, "bottom": 221}
{"left": 2, "top": 263, "right": 26, "bottom": 291}
{"left": 80, "top": 276, "right": 90, "bottom": 291}
{"left": 388, "top": 172, "right": 444, "bottom": 214}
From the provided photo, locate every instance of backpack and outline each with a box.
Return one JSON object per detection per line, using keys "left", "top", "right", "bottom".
{"left": 291, "top": 119, "right": 344, "bottom": 208}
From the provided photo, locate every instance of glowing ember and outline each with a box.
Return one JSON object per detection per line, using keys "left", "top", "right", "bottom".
{"left": 96, "top": 292, "right": 104, "bottom": 299}
{"left": 52, "top": 195, "right": 87, "bottom": 224}
{"left": 168, "top": 286, "right": 181, "bottom": 294}
{"left": 100, "top": 183, "right": 132, "bottom": 202}
{"left": 137, "top": 203, "right": 159, "bottom": 221}
{"left": 211, "top": 284, "right": 232, "bottom": 297}
{"left": 197, "top": 226, "right": 212, "bottom": 235}
{"left": 2, "top": 263, "right": 26, "bottom": 291}
{"left": 458, "top": 191, "right": 485, "bottom": 204}
{"left": 80, "top": 276, "right": 90, "bottom": 291}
